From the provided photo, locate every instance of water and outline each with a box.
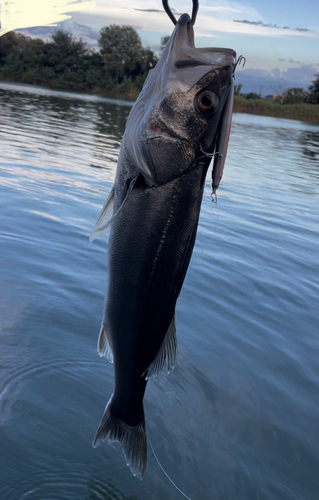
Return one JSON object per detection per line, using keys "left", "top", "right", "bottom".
{"left": 0, "top": 81, "right": 318, "bottom": 500}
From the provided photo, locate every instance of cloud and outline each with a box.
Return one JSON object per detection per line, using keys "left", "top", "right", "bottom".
{"left": 233, "top": 19, "right": 310, "bottom": 32}
{"left": 65, "top": 2, "right": 318, "bottom": 41}
{"left": 16, "top": 19, "right": 100, "bottom": 48}
{"left": 235, "top": 64, "right": 317, "bottom": 95}
{"left": 234, "top": 19, "right": 277, "bottom": 27}
{"left": 285, "top": 65, "right": 317, "bottom": 83}
{"left": 134, "top": 9, "right": 162, "bottom": 13}
{"left": 134, "top": 6, "right": 183, "bottom": 14}
{"left": 0, "top": 0, "right": 96, "bottom": 36}
{"left": 200, "top": 6, "right": 244, "bottom": 14}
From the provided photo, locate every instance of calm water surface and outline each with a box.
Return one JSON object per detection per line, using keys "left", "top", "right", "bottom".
{"left": 0, "top": 82, "right": 318, "bottom": 500}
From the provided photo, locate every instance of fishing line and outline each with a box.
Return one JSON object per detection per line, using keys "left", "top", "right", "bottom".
{"left": 148, "top": 437, "right": 193, "bottom": 500}
{"left": 199, "top": 146, "right": 222, "bottom": 160}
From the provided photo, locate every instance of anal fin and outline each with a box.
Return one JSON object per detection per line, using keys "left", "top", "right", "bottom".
{"left": 145, "top": 315, "right": 177, "bottom": 379}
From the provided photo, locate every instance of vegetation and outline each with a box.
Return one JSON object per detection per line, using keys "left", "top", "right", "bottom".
{"left": 234, "top": 76, "right": 319, "bottom": 122}
{"left": 0, "top": 28, "right": 157, "bottom": 99}
{"left": 307, "top": 75, "right": 319, "bottom": 104}
{"left": 233, "top": 95, "right": 319, "bottom": 123}
{"left": 160, "top": 36, "right": 170, "bottom": 54}
{"left": 98, "top": 25, "right": 157, "bottom": 85}
{"left": 0, "top": 27, "right": 318, "bottom": 122}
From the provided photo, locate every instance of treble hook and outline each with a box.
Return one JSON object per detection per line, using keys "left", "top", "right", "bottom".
{"left": 234, "top": 55, "right": 246, "bottom": 72}
{"left": 162, "top": 0, "right": 199, "bottom": 26}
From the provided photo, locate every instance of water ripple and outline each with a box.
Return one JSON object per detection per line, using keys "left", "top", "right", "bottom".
{"left": 1, "top": 83, "right": 319, "bottom": 499}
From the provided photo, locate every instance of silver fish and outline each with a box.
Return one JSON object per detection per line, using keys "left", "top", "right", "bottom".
{"left": 91, "top": 13, "right": 236, "bottom": 478}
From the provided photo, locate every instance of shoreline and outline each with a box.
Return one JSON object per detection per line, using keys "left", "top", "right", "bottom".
{"left": 233, "top": 96, "right": 319, "bottom": 124}
{"left": 1, "top": 79, "right": 318, "bottom": 124}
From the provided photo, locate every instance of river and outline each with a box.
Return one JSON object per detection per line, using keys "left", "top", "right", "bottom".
{"left": 0, "top": 82, "right": 319, "bottom": 500}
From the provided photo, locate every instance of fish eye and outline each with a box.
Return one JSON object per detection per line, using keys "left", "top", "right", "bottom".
{"left": 196, "top": 91, "right": 219, "bottom": 113}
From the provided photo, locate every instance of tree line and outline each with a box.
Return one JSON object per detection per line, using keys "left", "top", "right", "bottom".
{"left": 234, "top": 82, "right": 319, "bottom": 105}
{"left": 0, "top": 26, "right": 318, "bottom": 105}
{"left": 0, "top": 26, "right": 160, "bottom": 98}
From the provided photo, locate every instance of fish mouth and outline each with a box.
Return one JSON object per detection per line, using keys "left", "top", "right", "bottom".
{"left": 163, "top": 14, "right": 236, "bottom": 89}
{"left": 172, "top": 14, "right": 236, "bottom": 68}
{"left": 173, "top": 13, "right": 195, "bottom": 50}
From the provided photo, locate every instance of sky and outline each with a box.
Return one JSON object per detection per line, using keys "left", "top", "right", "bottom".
{"left": 72, "top": 0, "right": 319, "bottom": 93}
{"left": 74, "top": 0, "right": 318, "bottom": 69}
{"left": 1, "top": 0, "right": 318, "bottom": 94}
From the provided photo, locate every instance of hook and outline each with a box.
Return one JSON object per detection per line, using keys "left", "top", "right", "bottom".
{"left": 162, "top": 0, "right": 199, "bottom": 26}
{"left": 234, "top": 55, "right": 246, "bottom": 72}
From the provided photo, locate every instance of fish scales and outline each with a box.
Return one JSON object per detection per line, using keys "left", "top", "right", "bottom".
{"left": 92, "top": 12, "right": 236, "bottom": 478}
{"left": 107, "top": 167, "right": 205, "bottom": 368}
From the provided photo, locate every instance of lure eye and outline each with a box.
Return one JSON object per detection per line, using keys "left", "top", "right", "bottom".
{"left": 196, "top": 91, "right": 219, "bottom": 112}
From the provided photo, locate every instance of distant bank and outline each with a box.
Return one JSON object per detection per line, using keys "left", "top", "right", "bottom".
{"left": 1, "top": 79, "right": 318, "bottom": 125}
{"left": 233, "top": 96, "right": 319, "bottom": 124}
{"left": 1, "top": 29, "right": 318, "bottom": 124}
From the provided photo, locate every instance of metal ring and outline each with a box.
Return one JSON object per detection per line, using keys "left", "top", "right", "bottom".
{"left": 162, "top": 0, "right": 199, "bottom": 26}
{"left": 162, "top": 0, "right": 177, "bottom": 25}
{"left": 189, "top": 0, "right": 199, "bottom": 26}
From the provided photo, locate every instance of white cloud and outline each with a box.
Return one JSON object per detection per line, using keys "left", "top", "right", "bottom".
{"left": 234, "top": 65, "right": 317, "bottom": 95}
{"left": 78, "top": 1, "right": 317, "bottom": 41}
{"left": 0, "top": 0, "right": 96, "bottom": 36}
{"left": 197, "top": 20, "right": 318, "bottom": 39}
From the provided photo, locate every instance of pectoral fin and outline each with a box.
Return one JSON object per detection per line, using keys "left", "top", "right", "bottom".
{"left": 90, "top": 186, "right": 115, "bottom": 241}
{"left": 212, "top": 83, "right": 234, "bottom": 193}
{"left": 90, "top": 176, "right": 138, "bottom": 241}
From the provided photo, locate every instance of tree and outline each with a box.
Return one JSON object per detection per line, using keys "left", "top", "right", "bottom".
{"left": 0, "top": 33, "right": 45, "bottom": 81}
{"left": 0, "top": 32, "right": 28, "bottom": 63}
{"left": 271, "top": 84, "right": 288, "bottom": 104}
{"left": 98, "top": 25, "right": 144, "bottom": 83}
{"left": 245, "top": 92, "right": 261, "bottom": 100}
{"left": 282, "top": 87, "right": 307, "bottom": 104}
{"left": 307, "top": 74, "right": 319, "bottom": 104}
{"left": 160, "top": 35, "right": 170, "bottom": 55}
{"left": 140, "top": 47, "right": 158, "bottom": 73}
{"left": 45, "top": 30, "right": 88, "bottom": 74}
{"left": 234, "top": 83, "right": 242, "bottom": 95}
{"left": 0, "top": 26, "right": 156, "bottom": 95}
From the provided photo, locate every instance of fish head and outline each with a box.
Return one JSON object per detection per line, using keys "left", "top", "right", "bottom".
{"left": 124, "top": 14, "right": 236, "bottom": 187}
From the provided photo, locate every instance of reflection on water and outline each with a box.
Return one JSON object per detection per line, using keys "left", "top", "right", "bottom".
{"left": 300, "top": 129, "right": 319, "bottom": 166}
{"left": 0, "top": 82, "right": 319, "bottom": 500}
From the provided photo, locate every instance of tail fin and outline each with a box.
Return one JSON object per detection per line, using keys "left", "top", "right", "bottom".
{"left": 93, "top": 396, "right": 147, "bottom": 479}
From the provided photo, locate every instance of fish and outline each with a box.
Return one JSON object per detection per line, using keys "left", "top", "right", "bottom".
{"left": 91, "top": 12, "right": 236, "bottom": 479}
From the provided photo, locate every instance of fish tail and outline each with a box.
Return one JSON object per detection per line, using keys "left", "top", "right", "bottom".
{"left": 92, "top": 396, "right": 147, "bottom": 479}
